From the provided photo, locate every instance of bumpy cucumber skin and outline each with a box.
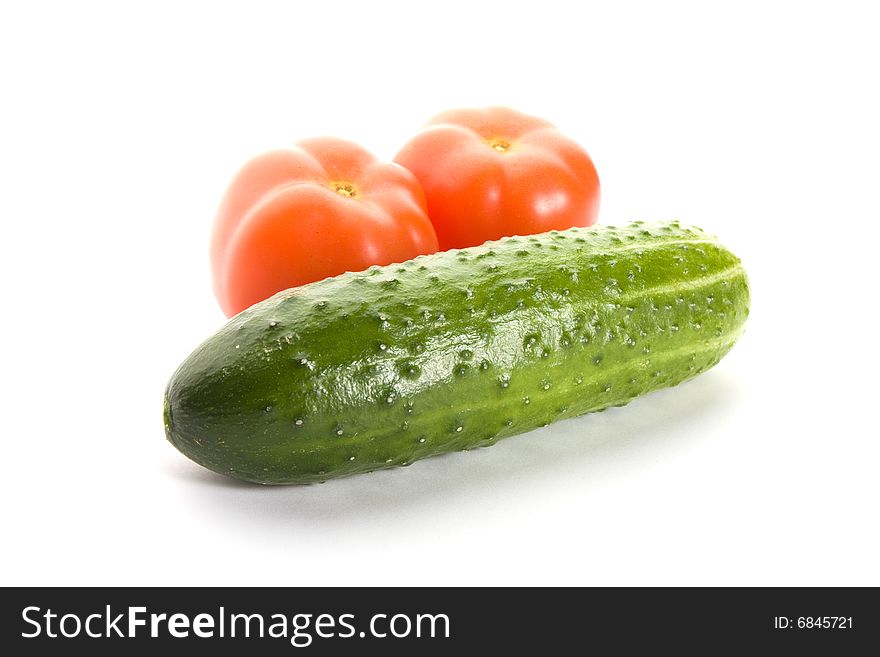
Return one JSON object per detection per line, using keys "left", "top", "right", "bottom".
{"left": 164, "top": 221, "right": 749, "bottom": 484}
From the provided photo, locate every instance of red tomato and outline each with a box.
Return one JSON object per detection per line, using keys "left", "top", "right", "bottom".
{"left": 211, "top": 138, "right": 438, "bottom": 317}
{"left": 394, "top": 106, "right": 600, "bottom": 250}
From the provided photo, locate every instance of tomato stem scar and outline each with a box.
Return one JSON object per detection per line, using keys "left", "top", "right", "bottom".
{"left": 484, "top": 138, "right": 513, "bottom": 153}
{"left": 331, "top": 181, "right": 359, "bottom": 198}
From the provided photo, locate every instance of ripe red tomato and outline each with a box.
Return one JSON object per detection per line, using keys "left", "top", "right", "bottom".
{"left": 211, "top": 138, "right": 438, "bottom": 317}
{"left": 394, "top": 106, "right": 600, "bottom": 250}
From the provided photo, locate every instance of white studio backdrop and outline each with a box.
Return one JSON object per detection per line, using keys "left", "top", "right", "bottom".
{"left": 1, "top": 1, "right": 878, "bottom": 586}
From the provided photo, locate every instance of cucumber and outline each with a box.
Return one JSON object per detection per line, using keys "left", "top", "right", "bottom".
{"left": 164, "top": 221, "right": 749, "bottom": 484}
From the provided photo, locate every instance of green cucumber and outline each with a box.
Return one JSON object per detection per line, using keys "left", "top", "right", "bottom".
{"left": 164, "top": 221, "right": 749, "bottom": 484}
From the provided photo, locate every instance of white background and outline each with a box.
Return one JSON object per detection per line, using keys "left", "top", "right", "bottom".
{"left": 2, "top": 1, "right": 878, "bottom": 586}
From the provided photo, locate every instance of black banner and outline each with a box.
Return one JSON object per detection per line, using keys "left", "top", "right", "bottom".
{"left": 2, "top": 587, "right": 876, "bottom": 654}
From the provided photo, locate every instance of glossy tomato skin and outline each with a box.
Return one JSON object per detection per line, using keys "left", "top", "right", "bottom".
{"left": 211, "top": 137, "right": 438, "bottom": 317}
{"left": 394, "top": 107, "right": 600, "bottom": 250}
